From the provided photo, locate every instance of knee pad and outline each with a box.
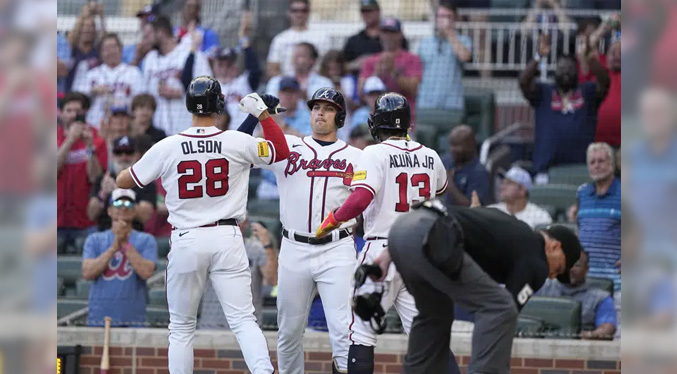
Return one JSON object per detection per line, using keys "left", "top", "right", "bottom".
{"left": 348, "top": 345, "right": 375, "bottom": 374}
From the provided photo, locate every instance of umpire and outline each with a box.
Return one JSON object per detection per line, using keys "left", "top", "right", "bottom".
{"left": 373, "top": 199, "right": 582, "bottom": 374}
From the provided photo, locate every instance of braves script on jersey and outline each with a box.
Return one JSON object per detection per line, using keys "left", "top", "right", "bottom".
{"left": 73, "top": 63, "right": 145, "bottom": 127}
{"left": 352, "top": 139, "right": 448, "bottom": 238}
{"left": 261, "top": 136, "right": 362, "bottom": 234}
{"left": 129, "top": 127, "right": 277, "bottom": 229}
{"left": 142, "top": 44, "right": 212, "bottom": 135}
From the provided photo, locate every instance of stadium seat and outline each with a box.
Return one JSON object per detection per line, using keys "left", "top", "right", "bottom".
{"left": 156, "top": 236, "right": 171, "bottom": 258}
{"left": 463, "top": 87, "right": 496, "bottom": 145}
{"left": 528, "top": 184, "right": 579, "bottom": 217}
{"left": 57, "top": 299, "right": 88, "bottom": 319}
{"left": 261, "top": 307, "right": 278, "bottom": 331}
{"left": 248, "top": 215, "right": 282, "bottom": 242}
{"left": 247, "top": 199, "right": 281, "bottom": 218}
{"left": 548, "top": 164, "right": 590, "bottom": 186}
{"left": 146, "top": 307, "right": 170, "bottom": 327}
{"left": 57, "top": 277, "right": 65, "bottom": 296}
{"left": 75, "top": 279, "right": 92, "bottom": 300}
{"left": 415, "top": 108, "right": 464, "bottom": 151}
{"left": 520, "top": 296, "right": 581, "bottom": 339}
{"left": 384, "top": 307, "right": 403, "bottom": 334}
{"left": 515, "top": 315, "right": 545, "bottom": 338}
{"left": 587, "top": 277, "right": 614, "bottom": 296}
{"left": 57, "top": 236, "right": 67, "bottom": 255}
{"left": 156, "top": 259, "right": 168, "bottom": 274}
{"left": 149, "top": 287, "right": 167, "bottom": 307}
{"left": 57, "top": 256, "right": 83, "bottom": 287}
{"left": 74, "top": 236, "right": 87, "bottom": 255}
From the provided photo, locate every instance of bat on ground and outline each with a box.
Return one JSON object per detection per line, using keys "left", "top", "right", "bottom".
{"left": 100, "top": 316, "right": 112, "bottom": 374}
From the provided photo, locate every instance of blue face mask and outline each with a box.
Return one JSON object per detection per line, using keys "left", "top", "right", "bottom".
{"left": 112, "top": 199, "right": 135, "bottom": 209}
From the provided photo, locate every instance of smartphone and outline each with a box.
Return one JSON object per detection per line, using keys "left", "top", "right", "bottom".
{"left": 75, "top": 114, "right": 86, "bottom": 123}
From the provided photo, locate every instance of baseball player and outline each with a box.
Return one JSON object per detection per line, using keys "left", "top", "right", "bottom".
{"left": 237, "top": 87, "right": 361, "bottom": 374}
{"left": 116, "top": 76, "right": 289, "bottom": 374}
{"left": 142, "top": 16, "right": 212, "bottom": 135}
{"left": 315, "top": 93, "right": 460, "bottom": 374}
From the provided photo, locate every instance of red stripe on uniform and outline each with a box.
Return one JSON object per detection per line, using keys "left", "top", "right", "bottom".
{"left": 130, "top": 166, "right": 145, "bottom": 188}
{"left": 302, "top": 138, "right": 319, "bottom": 233}
{"left": 351, "top": 183, "right": 376, "bottom": 197}
{"left": 178, "top": 130, "right": 225, "bottom": 138}
{"left": 383, "top": 142, "right": 423, "bottom": 152}
{"left": 436, "top": 179, "right": 449, "bottom": 195}
{"left": 321, "top": 143, "right": 349, "bottom": 219}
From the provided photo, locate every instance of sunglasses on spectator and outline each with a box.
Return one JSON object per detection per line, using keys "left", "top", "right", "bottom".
{"left": 113, "top": 149, "right": 135, "bottom": 156}
{"left": 360, "top": 8, "right": 377, "bottom": 13}
{"left": 113, "top": 200, "right": 136, "bottom": 209}
{"left": 290, "top": 7, "right": 309, "bottom": 13}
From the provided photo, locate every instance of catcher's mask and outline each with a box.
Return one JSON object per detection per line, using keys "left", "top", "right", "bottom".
{"left": 351, "top": 264, "right": 387, "bottom": 334}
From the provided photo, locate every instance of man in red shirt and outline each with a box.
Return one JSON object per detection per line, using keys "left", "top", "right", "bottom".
{"left": 359, "top": 17, "right": 422, "bottom": 125}
{"left": 57, "top": 92, "right": 108, "bottom": 252}
{"left": 595, "top": 41, "right": 621, "bottom": 147}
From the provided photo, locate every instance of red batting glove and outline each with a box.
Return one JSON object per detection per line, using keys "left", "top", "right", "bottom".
{"left": 315, "top": 209, "right": 343, "bottom": 238}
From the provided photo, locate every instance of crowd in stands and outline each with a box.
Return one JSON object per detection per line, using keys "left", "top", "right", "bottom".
{"left": 56, "top": 0, "right": 621, "bottom": 339}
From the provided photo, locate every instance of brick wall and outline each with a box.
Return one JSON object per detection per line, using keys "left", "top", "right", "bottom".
{"left": 76, "top": 346, "right": 621, "bottom": 374}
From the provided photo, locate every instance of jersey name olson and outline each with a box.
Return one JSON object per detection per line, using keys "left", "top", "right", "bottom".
{"left": 181, "top": 140, "right": 223, "bottom": 155}
{"left": 389, "top": 153, "right": 435, "bottom": 170}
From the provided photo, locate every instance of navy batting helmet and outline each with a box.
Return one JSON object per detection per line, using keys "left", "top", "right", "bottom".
{"left": 186, "top": 76, "right": 225, "bottom": 115}
{"left": 367, "top": 92, "right": 411, "bottom": 140}
{"left": 307, "top": 87, "right": 346, "bottom": 128}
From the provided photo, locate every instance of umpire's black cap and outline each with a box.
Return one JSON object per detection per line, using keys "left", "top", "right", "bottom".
{"left": 542, "top": 225, "right": 582, "bottom": 284}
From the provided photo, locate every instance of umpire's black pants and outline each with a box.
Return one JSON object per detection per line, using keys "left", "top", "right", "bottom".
{"left": 391, "top": 250, "right": 518, "bottom": 374}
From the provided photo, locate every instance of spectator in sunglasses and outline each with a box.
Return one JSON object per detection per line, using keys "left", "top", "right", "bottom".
{"left": 82, "top": 188, "right": 158, "bottom": 327}
{"left": 88, "top": 136, "right": 157, "bottom": 231}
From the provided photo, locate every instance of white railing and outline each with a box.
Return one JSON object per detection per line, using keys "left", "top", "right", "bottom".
{"left": 57, "top": 12, "right": 612, "bottom": 73}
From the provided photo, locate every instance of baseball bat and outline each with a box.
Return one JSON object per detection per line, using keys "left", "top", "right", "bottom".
{"left": 100, "top": 316, "right": 112, "bottom": 374}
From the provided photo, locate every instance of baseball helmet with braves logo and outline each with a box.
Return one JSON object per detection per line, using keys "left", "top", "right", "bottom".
{"left": 307, "top": 87, "right": 347, "bottom": 128}
{"left": 186, "top": 76, "right": 225, "bottom": 115}
{"left": 368, "top": 92, "right": 411, "bottom": 139}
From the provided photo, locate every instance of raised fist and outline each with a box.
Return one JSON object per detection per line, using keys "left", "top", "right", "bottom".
{"left": 239, "top": 93, "right": 268, "bottom": 117}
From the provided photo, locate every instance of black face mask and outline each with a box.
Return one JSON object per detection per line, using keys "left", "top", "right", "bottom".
{"left": 555, "top": 72, "right": 578, "bottom": 92}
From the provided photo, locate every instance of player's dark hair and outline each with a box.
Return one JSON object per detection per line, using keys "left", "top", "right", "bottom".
{"left": 152, "top": 15, "right": 173, "bottom": 36}
{"left": 438, "top": 0, "right": 458, "bottom": 14}
{"left": 131, "top": 94, "right": 158, "bottom": 112}
{"left": 98, "top": 33, "right": 123, "bottom": 55}
{"left": 60, "top": 92, "right": 91, "bottom": 111}
{"left": 375, "top": 128, "right": 407, "bottom": 141}
{"left": 296, "top": 42, "right": 319, "bottom": 61}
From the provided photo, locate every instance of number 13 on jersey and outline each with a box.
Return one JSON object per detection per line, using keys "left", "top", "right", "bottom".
{"left": 395, "top": 172, "right": 431, "bottom": 212}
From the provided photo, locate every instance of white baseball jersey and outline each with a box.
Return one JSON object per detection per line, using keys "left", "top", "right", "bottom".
{"left": 129, "top": 126, "right": 278, "bottom": 229}
{"left": 266, "top": 28, "right": 329, "bottom": 76}
{"left": 260, "top": 136, "right": 362, "bottom": 235}
{"left": 73, "top": 63, "right": 145, "bottom": 128}
{"left": 351, "top": 139, "right": 448, "bottom": 238}
{"left": 219, "top": 74, "right": 251, "bottom": 129}
{"left": 142, "top": 44, "right": 212, "bottom": 135}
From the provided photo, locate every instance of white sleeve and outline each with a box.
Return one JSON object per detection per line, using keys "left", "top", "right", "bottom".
{"left": 73, "top": 68, "right": 94, "bottom": 95}
{"left": 267, "top": 35, "right": 282, "bottom": 63}
{"left": 238, "top": 133, "right": 276, "bottom": 167}
{"left": 129, "top": 66, "right": 145, "bottom": 95}
{"left": 193, "top": 51, "right": 213, "bottom": 77}
{"left": 350, "top": 147, "right": 383, "bottom": 197}
{"left": 129, "top": 141, "right": 166, "bottom": 188}
{"left": 434, "top": 153, "right": 448, "bottom": 195}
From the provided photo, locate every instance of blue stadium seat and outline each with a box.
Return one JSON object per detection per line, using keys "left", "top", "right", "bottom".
{"left": 529, "top": 184, "right": 579, "bottom": 218}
